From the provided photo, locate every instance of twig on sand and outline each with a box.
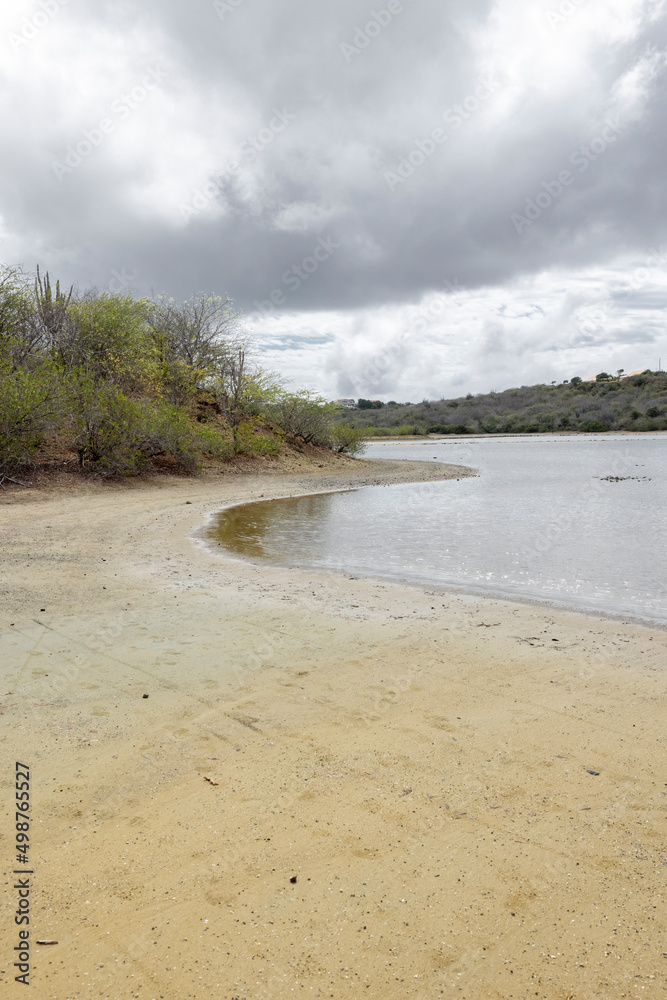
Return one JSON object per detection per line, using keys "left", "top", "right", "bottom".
{"left": 0, "top": 474, "right": 31, "bottom": 489}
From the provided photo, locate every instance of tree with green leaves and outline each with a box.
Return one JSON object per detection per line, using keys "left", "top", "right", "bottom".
{"left": 67, "top": 292, "right": 155, "bottom": 391}
{"left": 147, "top": 293, "right": 241, "bottom": 407}
{"left": 268, "top": 389, "right": 333, "bottom": 446}
{"left": 0, "top": 356, "right": 63, "bottom": 483}
{"left": 0, "top": 265, "right": 35, "bottom": 367}
{"left": 0, "top": 260, "right": 377, "bottom": 479}
{"left": 212, "top": 342, "right": 280, "bottom": 451}
{"left": 330, "top": 422, "right": 365, "bottom": 455}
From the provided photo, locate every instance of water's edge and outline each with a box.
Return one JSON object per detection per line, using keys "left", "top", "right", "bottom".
{"left": 196, "top": 482, "right": 667, "bottom": 631}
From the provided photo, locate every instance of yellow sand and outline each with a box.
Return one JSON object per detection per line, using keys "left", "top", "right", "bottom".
{"left": 1, "top": 453, "right": 665, "bottom": 999}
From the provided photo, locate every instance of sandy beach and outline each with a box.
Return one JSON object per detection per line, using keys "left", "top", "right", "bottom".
{"left": 1, "top": 452, "right": 665, "bottom": 999}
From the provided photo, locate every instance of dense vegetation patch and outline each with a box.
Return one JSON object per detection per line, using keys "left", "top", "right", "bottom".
{"left": 336, "top": 376, "right": 667, "bottom": 437}
{"left": 0, "top": 264, "right": 364, "bottom": 484}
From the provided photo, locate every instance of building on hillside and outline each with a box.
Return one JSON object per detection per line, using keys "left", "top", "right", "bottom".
{"left": 332, "top": 398, "right": 356, "bottom": 408}
{"left": 582, "top": 369, "right": 648, "bottom": 382}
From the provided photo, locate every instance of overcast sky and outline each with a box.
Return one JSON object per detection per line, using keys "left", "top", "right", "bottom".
{"left": 2, "top": 0, "right": 667, "bottom": 400}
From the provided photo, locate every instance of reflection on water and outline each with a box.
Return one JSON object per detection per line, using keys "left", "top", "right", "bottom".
{"left": 207, "top": 436, "right": 667, "bottom": 623}
{"left": 208, "top": 492, "right": 353, "bottom": 562}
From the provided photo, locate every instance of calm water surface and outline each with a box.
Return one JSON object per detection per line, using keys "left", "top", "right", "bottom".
{"left": 207, "top": 436, "right": 667, "bottom": 624}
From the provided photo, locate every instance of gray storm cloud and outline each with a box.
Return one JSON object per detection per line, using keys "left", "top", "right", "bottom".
{"left": 2, "top": 0, "right": 667, "bottom": 398}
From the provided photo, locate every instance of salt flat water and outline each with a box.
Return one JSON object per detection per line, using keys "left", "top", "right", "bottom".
{"left": 207, "top": 435, "right": 667, "bottom": 624}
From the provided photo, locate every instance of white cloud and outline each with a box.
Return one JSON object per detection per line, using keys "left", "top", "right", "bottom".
{"left": 253, "top": 263, "right": 667, "bottom": 399}
{"left": 609, "top": 48, "right": 667, "bottom": 122}
{"left": 2, "top": 0, "right": 667, "bottom": 400}
{"left": 271, "top": 201, "right": 342, "bottom": 234}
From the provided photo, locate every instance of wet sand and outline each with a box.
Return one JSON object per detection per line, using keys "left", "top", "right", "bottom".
{"left": 1, "top": 453, "right": 665, "bottom": 999}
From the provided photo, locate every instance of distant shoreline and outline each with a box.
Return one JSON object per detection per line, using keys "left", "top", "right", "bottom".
{"left": 364, "top": 429, "right": 667, "bottom": 440}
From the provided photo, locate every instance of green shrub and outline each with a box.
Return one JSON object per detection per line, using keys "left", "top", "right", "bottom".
{"left": 267, "top": 390, "right": 332, "bottom": 446}
{"left": 0, "top": 266, "right": 36, "bottom": 366}
{"left": 143, "top": 403, "right": 234, "bottom": 471}
{"left": 235, "top": 418, "right": 283, "bottom": 457}
{"left": 330, "top": 423, "right": 366, "bottom": 455}
{"left": 189, "top": 421, "right": 234, "bottom": 462}
{"left": 395, "top": 423, "right": 427, "bottom": 435}
{"left": 68, "top": 376, "right": 232, "bottom": 475}
{"left": 361, "top": 425, "right": 391, "bottom": 437}
{"left": 516, "top": 422, "right": 540, "bottom": 433}
{"left": 67, "top": 294, "right": 156, "bottom": 391}
{"left": 0, "top": 359, "right": 62, "bottom": 472}
{"left": 579, "top": 420, "right": 607, "bottom": 432}
{"left": 69, "top": 379, "right": 149, "bottom": 474}
{"left": 426, "top": 423, "right": 471, "bottom": 434}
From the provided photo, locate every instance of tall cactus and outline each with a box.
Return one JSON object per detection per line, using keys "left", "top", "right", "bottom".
{"left": 34, "top": 265, "right": 73, "bottom": 356}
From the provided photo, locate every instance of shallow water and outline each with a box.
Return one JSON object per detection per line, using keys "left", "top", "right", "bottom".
{"left": 207, "top": 435, "right": 667, "bottom": 624}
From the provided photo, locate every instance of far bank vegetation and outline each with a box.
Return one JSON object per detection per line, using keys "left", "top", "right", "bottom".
{"left": 0, "top": 264, "right": 364, "bottom": 484}
{"left": 341, "top": 374, "right": 667, "bottom": 437}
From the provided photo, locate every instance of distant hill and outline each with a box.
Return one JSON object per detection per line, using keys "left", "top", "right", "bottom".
{"left": 336, "top": 372, "right": 667, "bottom": 436}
